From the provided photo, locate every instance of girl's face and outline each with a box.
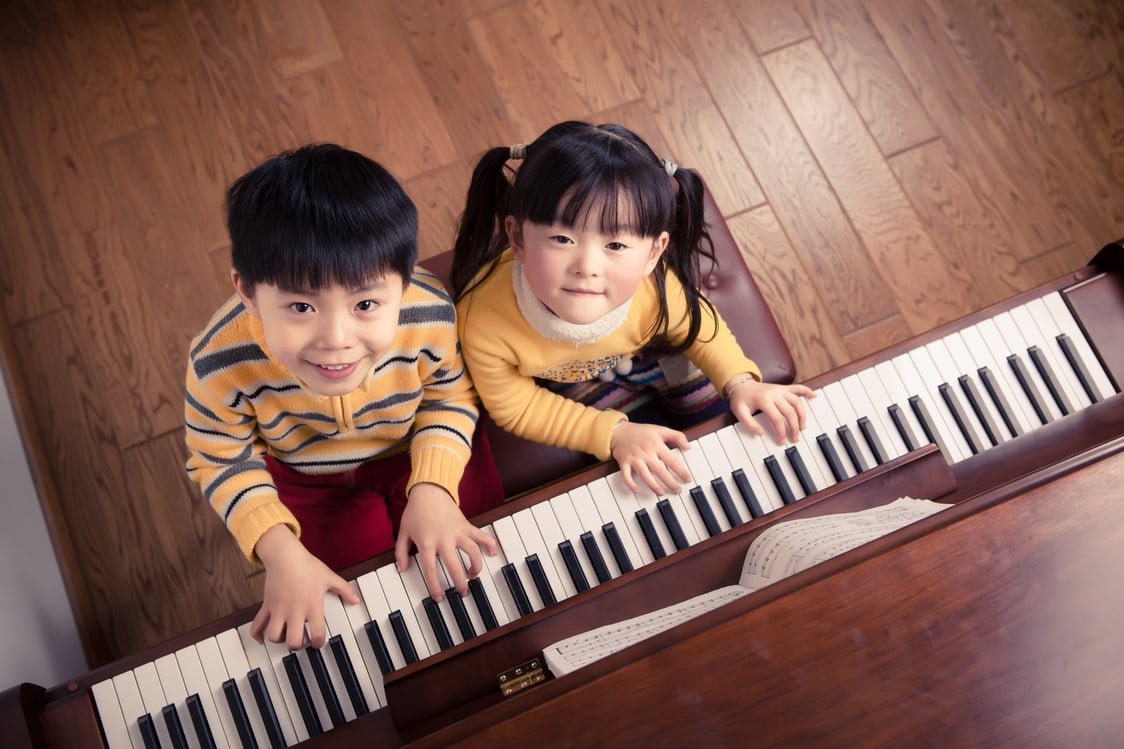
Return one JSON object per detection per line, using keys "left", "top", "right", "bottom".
{"left": 506, "top": 208, "right": 668, "bottom": 326}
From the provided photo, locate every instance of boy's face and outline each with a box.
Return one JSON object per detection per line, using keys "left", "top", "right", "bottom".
{"left": 233, "top": 270, "right": 406, "bottom": 396}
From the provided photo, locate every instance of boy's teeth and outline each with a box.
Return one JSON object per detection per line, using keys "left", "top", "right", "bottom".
{"left": 321, "top": 363, "right": 347, "bottom": 370}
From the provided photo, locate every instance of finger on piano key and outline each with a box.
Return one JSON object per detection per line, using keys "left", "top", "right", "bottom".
{"left": 675, "top": 443, "right": 733, "bottom": 536}
{"left": 548, "top": 491, "right": 608, "bottom": 584}
{"left": 638, "top": 458, "right": 703, "bottom": 548}
{"left": 355, "top": 571, "right": 407, "bottom": 676}
{"left": 91, "top": 678, "right": 136, "bottom": 749}
{"left": 175, "top": 645, "right": 232, "bottom": 749}
{"left": 821, "top": 380, "right": 879, "bottom": 471}
{"left": 897, "top": 350, "right": 970, "bottom": 463}
{"left": 322, "top": 589, "right": 379, "bottom": 714}
{"left": 1013, "top": 299, "right": 1087, "bottom": 411}
{"left": 582, "top": 479, "right": 646, "bottom": 573}
{"left": 476, "top": 526, "right": 522, "bottom": 624}
{"left": 152, "top": 653, "right": 201, "bottom": 749}
{"left": 195, "top": 638, "right": 245, "bottom": 749}
{"left": 853, "top": 370, "right": 910, "bottom": 460}
{"left": 459, "top": 546, "right": 512, "bottom": 629}
{"left": 440, "top": 557, "right": 486, "bottom": 638}
{"left": 241, "top": 628, "right": 301, "bottom": 744}
{"left": 994, "top": 311, "right": 1062, "bottom": 423}
{"left": 390, "top": 561, "right": 443, "bottom": 657}
{"left": 1041, "top": 292, "right": 1116, "bottom": 400}
{"left": 748, "top": 413, "right": 808, "bottom": 503}
{"left": 606, "top": 471, "right": 682, "bottom": 560}
{"left": 779, "top": 403, "right": 835, "bottom": 491}
{"left": 529, "top": 499, "right": 582, "bottom": 598}
{"left": 491, "top": 515, "right": 548, "bottom": 612}
{"left": 132, "top": 662, "right": 177, "bottom": 749}
{"left": 603, "top": 472, "right": 660, "bottom": 565}
{"left": 421, "top": 557, "right": 466, "bottom": 648}
{"left": 513, "top": 507, "right": 572, "bottom": 602}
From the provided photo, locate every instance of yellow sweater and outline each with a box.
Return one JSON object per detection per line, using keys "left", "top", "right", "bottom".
{"left": 185, "top": 267, "right": 478, "bottom": 561}
{"left": 456, "top": 251, "right": 760, "bottom": 461}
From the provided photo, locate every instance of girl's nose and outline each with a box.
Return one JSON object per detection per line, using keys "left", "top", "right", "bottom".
{"left": 572, "top": 245, "right": 601, "bottom": 276}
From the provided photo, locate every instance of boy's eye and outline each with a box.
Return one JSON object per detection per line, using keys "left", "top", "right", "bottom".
{"left": 549, "top": 235, "right": 574, "bottom": 245}
{"left": 356, "top": 299, "right": 379, "bottom": 312}
{"left": 289, "top": 302, "right": 313, "bottom": 314}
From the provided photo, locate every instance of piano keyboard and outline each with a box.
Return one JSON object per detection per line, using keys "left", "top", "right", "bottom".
{"left": 89, "top": 288, "right": 1117, "bottom": 748}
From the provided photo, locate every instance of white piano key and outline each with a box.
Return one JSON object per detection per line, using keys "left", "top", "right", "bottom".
{"left": 476, "top": 526, "right": 521, "bottom": 624}
{"left": 215, "top": 628, "right": 271, "bottom": 749}
{"left": 175, "top": 644, "right": 233, "bottom": 749}
{"left": 322, "top": 589, "right": 382, "bottom": 713}
{"left": 424, "top": 557, "right": 466, "bottom": 647}
{"left": 732, "top": 422, "right": 787, "bottom": 512}
{"left": 111, "top": 671, "right": 150, "bottom": 749}
{"left": 439, "top": 557, "right": 487, "bottom": 638}
{"left": 491, "top": 515, "right": 546, "bottom": 611}
{"left": 957, "top": 325, "right": 1033, "bottom": 439}
{"left": 803, "top": 388, "right": 856, "bottom": 480}
{"left": 304, "top": 623, "right": 355, "bottom": 726}
{"left": 375, "top": 562, "right": 432, "bottom": 661}
{"left": 696, "top": 431, "right": 747, "bottom": 526}
{"left": 195, "top": 637, "right": 245, "bottom": 749}
{"left": 755, "top": 410, "right": 810, "bottom": 502}
{"left": 852, "top": 369, "right": 909, "bottom": 460}
{"left": 153, "top": 652, "right": 203, "bottom": 749}
{"left": 872, "top": 360, "right": 933, "bottom": 449}
{"left": 714, "top": 423, "right": 776, "bottom": 518}
{"left": 1041, "top": 291, "right": 1116, "bottom": 398}
{"left": 291, "top": 642, "right": 338, "bottom": 732}
{"left": 583, "top": 478, "right": 648, "bottom": 571}
{"left": 606, "top": 471, "right": 678, "bottom": 558}
{"left": 942, "top": 331, "right": 1010, "bottom": 445}
{"left": 599, "top": 473, "right": 657, "bottom": 564}
{"left": 974, "top": 318, "right": 1040, "bottom": 433}
{"left": 91, "top": 678, "right": 138, "bottom": 749}
{"left": 925, "top": 339, "right": 991, "bottom": 454}
{"left": 791, "top": 396, "right": 844, "bottom": 487}
{"left": 548, "top": 490, "right": 607, "bottom": 582}
{"left": 242, "top": 625, "right": 301, "bottom": 745}
{"left": 394, "top": 561, "right": 444, "bottom": 656}
{"left": 1014, "top": 298, "right": 1088, "bottom": 410}
{"left": 132, "top": 662, "right": 175, "bottom": 749}
{"left": 356, "top": 570, "right": 407, "bottom": 674}
{"left": 898, "top": 349, "right": 970, "bottom": 463}
{"left": 993, "top": 310, "right": 1062, "bottom": 422}
{"left": 513, "top": 506, "right": 572, "bottom": 602}
{"left": 820, "top": 381, "right": 879, "bottom": 472}
{"left": 340, "top": 579, "right": 390, "bottom": 707}
{"left": 528, "top": 499, "right": 581, "bottom": 598}
{"left": 677, "top": 440, "right": 732, "bottom": 534}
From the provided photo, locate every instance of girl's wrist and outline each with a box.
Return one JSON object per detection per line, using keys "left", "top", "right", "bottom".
{"left": 723, "top": 374, "right": 758, "bottom": 399}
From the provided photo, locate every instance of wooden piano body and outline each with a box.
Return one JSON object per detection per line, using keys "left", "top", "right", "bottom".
{"left": 5, "top": 246, "right": 1124, "bottom": 748}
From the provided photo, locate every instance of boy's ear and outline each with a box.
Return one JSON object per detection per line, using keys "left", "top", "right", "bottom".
{"left": 504, "top": 216, "right": 525, "bottom": 262}
{"left": 231, "top": 269, "right": 260, "bottom": 318}
{"left": 644, "top": 231, "right": 670, "bottom": 275}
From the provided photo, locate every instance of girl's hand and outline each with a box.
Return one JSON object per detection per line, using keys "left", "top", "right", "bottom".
{"left": 609, "top": 421, "right": 692, "bottom": 495}
{"left": 251, "top": 524, "right": 360, "bottom": 649}
{"left": 396, "top": 483, "right": 498, "bottom": 602}
{"left": 726, "top": 375, "right": 817, "bottom": 445}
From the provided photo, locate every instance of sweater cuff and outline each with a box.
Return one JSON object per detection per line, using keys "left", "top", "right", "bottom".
{"left": 231, "top": 502, "right": 301, "bottom": 564}
{"left": 408, "top": 446, "right": 467, "bottom": 505}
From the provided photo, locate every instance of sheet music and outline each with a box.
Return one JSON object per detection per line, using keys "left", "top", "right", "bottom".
{"left": 542, "top": 497, "right": 950, "bottom": 677}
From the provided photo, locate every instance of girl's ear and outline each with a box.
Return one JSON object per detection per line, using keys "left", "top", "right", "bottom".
{"left": 505, "top": 216, "right": 525, "bottom": 262}
{"left": 231, "top": 269, "right": 261, "bottom": 318}
{"left": 644, "top": 231, "right": 670, "bottom": 275}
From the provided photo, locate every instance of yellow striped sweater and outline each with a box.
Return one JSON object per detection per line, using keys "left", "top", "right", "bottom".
{"left": 185, "top": 267, "right": 479, "bottom": 562}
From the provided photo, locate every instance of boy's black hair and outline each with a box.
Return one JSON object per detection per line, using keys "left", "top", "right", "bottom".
{"left": 227, "top": 143, "right": 417, "bottom": 293}
{"left": 452, "top": 121, "right": 716, "bottom": 354}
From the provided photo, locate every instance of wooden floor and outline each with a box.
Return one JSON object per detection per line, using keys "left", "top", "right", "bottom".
{"left": 1, "top": 0, "right": 1122, "bottom": 669}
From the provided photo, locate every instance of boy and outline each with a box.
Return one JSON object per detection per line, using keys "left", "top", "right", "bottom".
{"left": 185, "top": 144, "right": 501, "bottom": 650}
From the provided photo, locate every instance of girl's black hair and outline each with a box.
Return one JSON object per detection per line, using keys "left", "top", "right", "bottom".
{"left": 452, "top": 121, "right": 716, "bottom": 353}
{"left": 227, "top": 143, "right": 417, "bottom": 293}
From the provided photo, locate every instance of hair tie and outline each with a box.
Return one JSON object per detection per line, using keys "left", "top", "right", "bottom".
{"left": 510, "top": 143, "right": 527, "bottom": 160}
{"left": 661, "top": 158, "right": 678, "bottom": 176}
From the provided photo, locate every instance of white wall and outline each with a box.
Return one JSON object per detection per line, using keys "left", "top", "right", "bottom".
{"left": 0, "top": 371, "right": 87, "bottom": 690}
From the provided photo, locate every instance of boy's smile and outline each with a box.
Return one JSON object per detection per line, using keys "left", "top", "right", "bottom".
{"left": 234, "top": 270, "right": 406, "bottom": 396}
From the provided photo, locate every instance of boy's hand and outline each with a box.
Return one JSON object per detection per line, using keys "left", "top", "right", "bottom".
{"left": 251, "top": 524, "right": 359, "bottom": 650}
{"left": 609, "top": 421, "right": 692, "bottom": 495}
{"left": 396, "top": 483, "right": 498, "bottom": 602}
{"left": 726, "top": 375, "right": 817, "bottom": 445}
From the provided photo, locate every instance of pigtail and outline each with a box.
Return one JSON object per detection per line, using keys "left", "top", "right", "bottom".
{"left": 451, "top": 146, "right": 517, "bottom": 299}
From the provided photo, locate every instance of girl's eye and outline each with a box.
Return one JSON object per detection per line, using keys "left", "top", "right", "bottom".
{"left": 606, "top": 241, "right": 627, "bottom": 251}
{"left": 289, "top": 302, "right": 313, "bottom": 314}
{"left": 356, "top": 300, "right": 379, "bottom": 312}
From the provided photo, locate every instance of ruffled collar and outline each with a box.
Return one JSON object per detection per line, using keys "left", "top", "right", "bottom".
{"left": 512, "top": 261, "right": 632, "bottom": 344}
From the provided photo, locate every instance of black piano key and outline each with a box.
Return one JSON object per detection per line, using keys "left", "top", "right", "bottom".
{"left": 388, "top": 611, "right": 420, "bottom": 665}
{"left": 328, "top": 634, "right": 370, "bottom": 718}
{"left": 978, "top": 366, "right": 1023, "bottom": 438}
{"left": 656, "top": 498, "right": 691, "bottom": 550}
{"left": 1008, "top": 353, "right": 1052, "bottom": 425}
{"left": 601, "top": 522, "right": 634, "bottom": 573}
{"left": 887, "top": 404, "right": 919, "bottom": 451}
{"left": 161, "top": 704, "right": 189, "bottom": 749}
{"left": 422, "top": 597, "right": 455, "bottom": 651}
{"left": 816, "top": 434, "right": 849, "bottom": 482}
{"left": 186, "top": 694, "right": 219, "bottom": 749}
{"left": 282, "top": 655, "right": 322, "bottom": 738}
{"left": 856, "top": 417, "right": 887, "bottom": 465}
{"left": 939, "top": 383, "right": 982, "bottom": 455}
{"left": 306, "top": 647, "right": 346, "bottom": 728}
{"left": 731, "top": 468, "right": 766, "bottom": 518}
{"left": 688, "top": 486, "right": 722, "bottom": 537}
{"left": 908, "top": 395, "right": 953, "bottom": 459}
{"left": 836, "top": 425, "right": 871, "bottom": 473}
{"left": 364, "top": 620, "right": 397, "bottom": 675}
{"left": 710, "top": 477, "right": 744, "bottom": 527}
{"left": 445, "top": 587, "right": 478, "bottom": 640}
{"left": 558, "top": 540, "right": 591, "bottom": 592}
{"left": 635, "top": 508, "right": 667, "bottom": 559}
{"left": 501, "top": 562, "right": 534, "bottom": 617}
{"left": 1057, "top": 333, "right": 1104, "bottom": 403}
{"left": 247, "top": 668, "right": 286, "bottom": 749}
{"left": 958, "top": 375, "right": 1002, "bottom": 446}
{"left": 469, "top": 577, "right": 500, "bottom": 631}
{"left": 221, "top": 679, "right": 256, "bottom": 749}
{"left": 580, "top": 531, "right": 613, "bottom": 583}
{"left": 137, "top": 713, "right": 161, "bottom": 749}
{"left": 1028, "top": 345, "right": 1074, "bottom": 416}
{"left": 785, "top": 446, "right": 818, "bottom": 495}
{"left": 525, "top": 554, "right": 557, "bottom": 606}
{"left": 764, "top": 456, "right": 796, "bottom": 505}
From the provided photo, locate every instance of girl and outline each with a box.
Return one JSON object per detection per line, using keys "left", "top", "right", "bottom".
{"left": 452, "top": 121, "right": 813, "bottom": 496}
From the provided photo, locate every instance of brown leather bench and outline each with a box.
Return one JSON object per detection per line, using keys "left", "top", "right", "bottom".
{"left": 422, "top": 185, "right": 795, "bottom": 498}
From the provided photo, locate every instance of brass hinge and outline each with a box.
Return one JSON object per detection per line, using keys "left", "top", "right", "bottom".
{"left": 497, "top": 657, "right": 546, "bottom": 697}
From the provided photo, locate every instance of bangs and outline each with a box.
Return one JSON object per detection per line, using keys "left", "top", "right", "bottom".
{"left": 267, "top": 233, "right": 404, "bottom": 292}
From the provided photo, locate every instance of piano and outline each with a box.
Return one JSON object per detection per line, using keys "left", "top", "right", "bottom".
{"left": 5, "top": 243, "right": 1123, "bottom": 748}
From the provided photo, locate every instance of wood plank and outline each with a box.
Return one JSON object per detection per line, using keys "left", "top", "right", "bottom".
{"left": 732, "top": 0, "right": 810, "bottom": 53}
{"left": 995, "top": 0, "right": 1106, "bottom": 92}
{"left": 1062, "top": 0, "right": 1124, "bottom": 93}
{"left": 763, "top": 39, "right": 969, "bottom": 334}
{"left": 250, "top": 0, "right": 343, "bottom": 79}
{"left": 283, "top": 60, "right": 388, "bottom": 158}
{"left": 840, "top": 314, "right": 914, "bottom": 362}
{"left": 797, "top": 0, "right": 939, "bottom": 155}
{"left": 1057, "top": 75, "right": 1124, "bottom": 193}
{"left": 405, "top": 159, "right": 477, "bottom": 259}
{"left": 682, "top": 0, "right": 898, "bottom": 333}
